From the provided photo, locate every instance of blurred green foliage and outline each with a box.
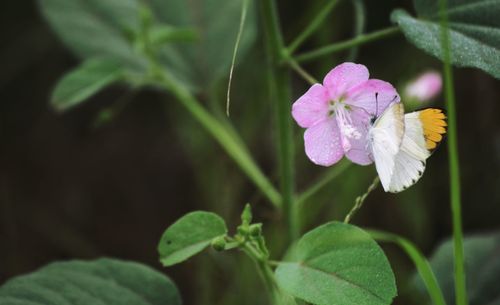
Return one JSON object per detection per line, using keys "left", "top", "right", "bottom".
{"left": 0, "top": 0, "right": 500, "bottom": 305}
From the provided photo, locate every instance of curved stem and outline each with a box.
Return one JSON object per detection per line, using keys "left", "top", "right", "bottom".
{"left": 438, "top": 0, "right": 467, "bottom": 304}
{"left": 295, "top": 26, "right": 400, "bottom": 64}
{"left": 226, "top": 0, "right": 249, "bottom": 116}
{"left": 369, "top": 230, "right": 447, "bottom": 305}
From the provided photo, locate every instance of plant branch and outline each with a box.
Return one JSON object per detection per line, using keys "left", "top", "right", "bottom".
{"left": 295, "top": 26, "right": 400, "bottom": 64}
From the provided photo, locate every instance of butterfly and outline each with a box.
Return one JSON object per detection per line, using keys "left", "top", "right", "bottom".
{"left": 367, "top": 96, "right": 447, "bottom": 193}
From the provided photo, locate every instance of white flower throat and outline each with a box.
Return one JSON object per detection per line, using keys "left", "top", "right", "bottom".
{"left": 329, "top": 100, "right": 361, "bottom": 150}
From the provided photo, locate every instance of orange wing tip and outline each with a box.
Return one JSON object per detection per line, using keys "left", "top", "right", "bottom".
{"left": 419, "top": 108, "right": 448, "bottom": 150}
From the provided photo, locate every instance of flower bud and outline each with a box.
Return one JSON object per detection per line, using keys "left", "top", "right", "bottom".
{"left": 237, "top": 225, "right": 249, "bottom": 236}
{"left": 404, "top": 71, "right": 442, "bottom": 103}
{"left": 211, "top": 236, "right": 227, "bottom": 251}
{"left": 249, "top": 223, "right": 263, "bottom": 237}
{"left": 241, "top": 203, "right": 252, "bottom": 226}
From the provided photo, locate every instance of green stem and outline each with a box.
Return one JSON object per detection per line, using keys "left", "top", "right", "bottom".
{"left": 344, "top": 176, "right": 379, "bottom": 223}
{"left": 286, "top": 0, "right": 340, "bottom": 54}
{"left": 438, "top": 0, "right": 467, "bottom": 304}
{"left": 287, "top": 57, "right": 318, "bottom": 85}
{"left": 242, "top": 244, "right": 294, "bottom": 305}
{"left": 261, "top": 0, "right": 298, "bottom": 241}
{"left": 369, "top": 230, "right": 447, "bottom": 305}
{"left": 295, "top": 26, "right": 400, "bottom": 63}
{"left": 155, "top": 72, "right": 282, "bottom": 208}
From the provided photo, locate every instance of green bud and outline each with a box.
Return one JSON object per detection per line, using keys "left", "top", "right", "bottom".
{"left": 237, "top": 225, "right": 249, "bottom": 237}
{"left": 241, "top": 203, "right": 252, "bottom": 226}
{"left": 249, "top": 223, "right": 262, "bottom": 237}
{"left": 211, "top": 236, "right": 227, "bottom": 251}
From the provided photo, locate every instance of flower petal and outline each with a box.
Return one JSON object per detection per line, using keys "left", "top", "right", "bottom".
{"left": 304, "top": 118, "right": 344, "bottom": 166}
{"left": 292, "top": 84, "right": 329, "bottom": 128}
{"left": 344, "top": 108, "right": 373, "bottom": 165}
{"left": 323, "top": 63, "right": 369, "bottom": 100}
{"left": 345, "top": 79, "right": 400, "bottom": 116}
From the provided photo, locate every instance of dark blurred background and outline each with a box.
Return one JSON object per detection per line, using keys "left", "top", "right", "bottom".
{"left": 1, "top": 1, "right": 499, "bottom": 304}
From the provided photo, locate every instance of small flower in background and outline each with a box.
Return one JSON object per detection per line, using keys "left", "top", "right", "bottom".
{"left": 404, "top": 70, "right": 442, "bottom": 103}
{"left": 292, "top": 62, "right": 400, "bottom": 166}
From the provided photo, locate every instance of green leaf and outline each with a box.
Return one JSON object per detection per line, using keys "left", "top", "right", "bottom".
{"left": 38, "top": 0, "right": 257, "bottom": 91}
{"left": 392, "top": 0, "right": 500, "bottom": 79}
{"left": 38, "top": 0, "right": 147, "bottom": 71}
{"left": 413, "top": 232, "right": 500, "bottom": 305}
{"left": 51, "top": 58, "right": 124, "bottom": 111}
{"left": 0, "top": 258, "right": 181, "bottom": 305}
{"left": 275, "top": 222, "right": 397, "bottom": 305}
{"left": 158, "top": 211, "right": 227, "bottom": 267}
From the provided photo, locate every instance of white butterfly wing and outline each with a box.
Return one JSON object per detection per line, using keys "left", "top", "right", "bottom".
{"left": 369, "top": 103, "right": 405, "bottom": 191}
{"left": 387, "top": 112, "right": 433, "bottom": 193}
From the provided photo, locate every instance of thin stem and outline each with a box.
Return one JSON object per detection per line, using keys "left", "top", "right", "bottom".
{"left": 369, "top": 230, "right": 447, "bottom": 305}
{"left": 286, "top": 0, "right": 340, "bottom": 54}
{"left": 261, "top": 0, "right": 298, "bottom": 241}
{"left": 155, "top": 71, "right": 282, "bottom": 208}
{"left": 242, "top": 244, "right": 294, "bottom": 305}
{"left": 226, "top": 0, "right": 249, "bottom": 116}
{"left": 295, "top": 26, "right": 400, "bottom": 64}
{"left": 438, "top": 0, "right": 467, "bottom": 304}
{"left": 287, "top": 57, "right": 318, "bottom": 85}
{"left": 344, "top": 176, "right": 379, "bottom": 223}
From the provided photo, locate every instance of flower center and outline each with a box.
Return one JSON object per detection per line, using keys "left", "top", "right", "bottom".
{"left": 329, "top": 100, "right": 361, "bottom": 150}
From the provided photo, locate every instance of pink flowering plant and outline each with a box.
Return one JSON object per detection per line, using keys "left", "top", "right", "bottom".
{"left": 3, "top": 0, "right": 500, "bottom": 305}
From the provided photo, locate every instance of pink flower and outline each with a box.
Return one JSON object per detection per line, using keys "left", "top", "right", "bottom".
{"left": 405, "top": 71, "right": 442, "bottom": 102}
{"left": 292, "top": 62, "right": 400, "bottom": 166}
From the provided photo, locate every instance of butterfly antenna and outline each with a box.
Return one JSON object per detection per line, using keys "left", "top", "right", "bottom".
{"left": 375, "top": 92, "right": 379, "bottom": 117}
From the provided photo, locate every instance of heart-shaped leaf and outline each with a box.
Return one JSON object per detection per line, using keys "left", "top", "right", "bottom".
{"left": 275, "top": 221, "right": 397, "bottom": 305}
{"left": 392, "top": 0, "right": 500, "bottom": 79}
{"left": 158, "top": 211, "right": 227, "bottom": 267}
{"left": 0, "top": 258, "right": 181, "bottom": 305}
{"left": 276, "top": 222, "right": 397, "bottom": 305}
